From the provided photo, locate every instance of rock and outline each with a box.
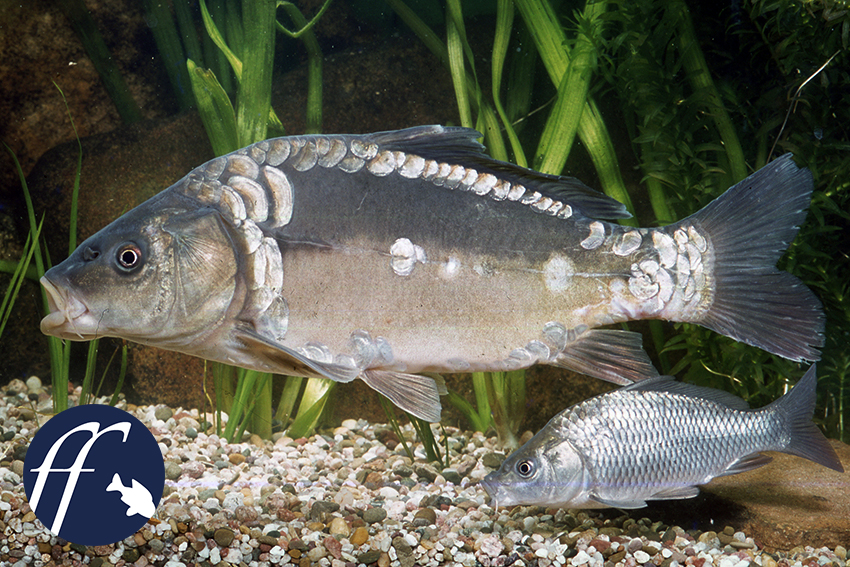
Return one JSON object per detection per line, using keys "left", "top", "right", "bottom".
{"left": 163, "top": 461, "right": 182, "bottom": 480}
{"left": 310, "top": 500, "right": 340, "bottom": 522}
{"left": 482, "top": 452, "right": 505, "bottom": 469}
{"left": 25, "top": 376, "right": 42, "bottom": 394}
{"left": 213, "top": 528, "right": 234, "bottom": 547}
{"left": 441, "top": 467, "right": 463, "bottom": 484}
{"left": 358, "top": 550, "right": 381, "bottom": 564}
{"left": 413, "top": 507, "right": 437, "bottom": 526}
{"left": 413, "top": 463, "right": 439, "bottom": 483}
{"left": 154, "top": 406, "right": 173, "bottom": 421}
{"left": 328, "top": 517, "right": 349, "bottom": 537}
{"left": 362, "top": 506, "right": 387, "bottom": 524}
{"left": 323, "top": 535, "right": 343, "bottom": 559}
{"left": 392, "top": 536, "right": 414, "bottom": 567}
{"left": 350, "top": 526, "right": 369, "bottom": 546}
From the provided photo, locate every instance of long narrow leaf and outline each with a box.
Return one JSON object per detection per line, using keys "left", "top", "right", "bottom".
{"left": 142, "top": 0, "right": 194, "bottom": 110}
{"left": 671, "top": 0, "right": 746, "bottom": 183}
{"left": 491, "top": 0, "right": 527, "bottom": 167}
{"left": 0, "top": 222, "right": 42, "bottom": 337}
{"left": 199, "top": 0, "right": 243, "bottom": 80}
{"left": 278, "top": 2, "right": 324, "bottom": 133}
{"left": 535, "top": 3, "right": 604, "bottom": 175}
{"left": 513, "top": 0, "right": 634, "bottom": 217}
{"left": 187, "top": 59, "right": 239, "bottom": 155}
{"left": 236, "top": 0, "right": 276, "bottom": 146}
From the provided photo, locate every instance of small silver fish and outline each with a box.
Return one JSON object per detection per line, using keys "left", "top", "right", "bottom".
{"left": 481, "top": 364, "right": 844, "bottom": 509}
{"left": 39, "top": 126, "right": 823, "bottom": 421}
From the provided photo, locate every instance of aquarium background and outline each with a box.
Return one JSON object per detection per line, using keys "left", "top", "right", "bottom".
{"left": 0, "top": 0, "right": 847, "bottom": 442}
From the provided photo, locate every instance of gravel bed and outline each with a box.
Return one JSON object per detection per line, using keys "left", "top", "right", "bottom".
{"left": 1, "top": 378, "right": 847, "bottom": 567}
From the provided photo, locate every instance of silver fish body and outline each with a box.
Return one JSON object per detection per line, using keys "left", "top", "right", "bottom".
{"left": 39, "top": 126, "right": 824, "bottom": 421}
{"left": 481, "top": 365, "right": 844, "bottom": 509}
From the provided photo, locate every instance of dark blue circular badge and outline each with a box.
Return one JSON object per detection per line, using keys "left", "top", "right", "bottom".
{"left": 24, "top": 404, "right": 164, "bottom": 546}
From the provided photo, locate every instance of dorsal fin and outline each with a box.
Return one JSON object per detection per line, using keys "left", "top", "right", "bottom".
{"left": 368, "top": 125, "right": 632, "bottom": 220}
{"left": 623, "top": 376, "right": 752, "bottom": 410}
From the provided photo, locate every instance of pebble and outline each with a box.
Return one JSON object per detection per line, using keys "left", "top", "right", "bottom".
{"left": 350, "top": 526, "right": 370, "bottom": 546}
{"left": 0, "top": 385, "right": 845, "bottom": 567}
{"left": 363, "top": 506, "right": 388, "bottom": 523}
{"left": 328, "top": 517, "right": 350, "bottom": 537}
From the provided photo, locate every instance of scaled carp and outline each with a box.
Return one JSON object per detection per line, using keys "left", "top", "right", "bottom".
{"left": 481, "top": 364, "right": 843, "bottom": 509}
{"left": 40, "top": 126, "right": 823, "bottom": 420}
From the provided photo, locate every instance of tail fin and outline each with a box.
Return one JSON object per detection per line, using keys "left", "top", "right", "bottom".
{"left": 770, "top": 365, "right": 843, "bottom": 472}
{"left": 106, "top": 473, "right": 123, "bottom": 492}
{"left": 687, "top": 153, "right": 823, "bottom": 361}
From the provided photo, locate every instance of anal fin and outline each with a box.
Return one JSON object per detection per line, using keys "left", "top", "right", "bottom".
{"left": 362, "top": 370, "right": 443, "bottom": 423}
{"left": 719, "top": 453, "right": 773, "bottom": 477}
{"left": 550, "top": 328, "right": 659, "bottom": 385}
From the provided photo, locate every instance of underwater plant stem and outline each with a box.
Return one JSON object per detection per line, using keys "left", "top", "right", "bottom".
{"left": 513, "top": 0, "right": 635, "bottom": 219}
{"left": 671, "top": 0, "right": 746, "bottom": 182}
{"left": 287, "top": 378, "right": 335, "bottom": 439}
{"left": 383, "top": 0, "right": 448, "bottom": 68}
{"left": 143, "top": 0, "right": 194, "bottom": 111}
{"left": 80, "top": 340, "right": 99, "bottom": 405}
{"left": 491, "top": 0, "right": 527, "bottom": 167}
{"left": 174, "top": 0, "right": 204, "bottom": 66}
{"left": 108, "top": 345, "right": 128, "bottom": 407}
{"left": 59, "top": 0, "right": 143, "bottom": 123}
{"left": 237, "top": 0, "right": 276, "bottom": 146}
{"left": 278, "top": 2, "right": 324, "bottom": 133}
{"left": 187, "top": 59, "right": 240, "bottom": 156}
{"left": 535, "top": 0, "right": 604, "bottom": 175}
{"left": 446, "top": 2, "right": 473, "bottom": 128}
{"left": 577, "top": 101, "right": 638, "bottom": 224}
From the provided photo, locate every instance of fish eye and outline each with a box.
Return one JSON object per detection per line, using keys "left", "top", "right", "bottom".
{"left": 516, "top": 459, "right": 536, "bottom": 478}
{"left": 115, "top": 243, "right": 143, "bottom": 272}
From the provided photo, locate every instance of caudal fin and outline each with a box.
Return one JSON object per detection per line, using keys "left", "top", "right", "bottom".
{"left": 687, "top": 153, "right": 823, "bottom": 361}
{"left": 770, "top": 365, "right": 843, "bottom": 472}
{"left": 106, "top": 473, "right": 123, "bottom": 492}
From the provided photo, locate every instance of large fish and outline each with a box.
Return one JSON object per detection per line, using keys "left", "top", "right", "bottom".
{"left": 39, "top": 126, "right": 822, "bottom": 421}
{"left": 481, "top": 364, "right": 844, "bottom": 509}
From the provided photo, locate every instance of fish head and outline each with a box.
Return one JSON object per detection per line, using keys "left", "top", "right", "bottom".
{"left": 40, "top": 199, "right": 239, "bottom": 350}
{"left": 481, "top": 426, "right": 587, "bottom": 508}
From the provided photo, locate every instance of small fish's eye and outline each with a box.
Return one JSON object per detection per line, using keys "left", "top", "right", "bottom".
{"left": 115, "top": 243, "right": 143, "bottom": 272}
{"left": 516, "top": 459, "right": 535, "bottom": 478}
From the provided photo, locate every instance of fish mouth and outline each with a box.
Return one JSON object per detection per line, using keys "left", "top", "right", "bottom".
{"left": 39, "top": 276, "right": 100, "bottom": 340}
{"left": 479, "top": 474, "right": 500, "bottom": 508}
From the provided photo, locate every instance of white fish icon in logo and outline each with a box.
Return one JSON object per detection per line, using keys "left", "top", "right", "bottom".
{"left": 106, "top": 473, "right": 157, "bottom": 518}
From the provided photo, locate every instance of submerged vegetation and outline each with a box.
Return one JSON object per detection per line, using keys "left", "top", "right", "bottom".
{"left": 4, "top": 0, "right": 846, "bottom": 449}
{"left": 386, "top": 0, "right": 849, "bottom": 441}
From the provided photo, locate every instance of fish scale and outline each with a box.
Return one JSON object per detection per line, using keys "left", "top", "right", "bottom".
{"left": 39, "top": 126, "right": 824, "bottom": 421}
{"left": 482, "top": 365, "right": 843, "bottom": 509}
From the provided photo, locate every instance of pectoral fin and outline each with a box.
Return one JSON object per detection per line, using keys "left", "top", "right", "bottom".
{"left": 362, "top": 370, "right": 443, "bottom": 422}
{"left": 551, "top": 328, "right": 659, "bottom": 385}
{"left": 235, "top": 327, "right": 360, "bottom": 382}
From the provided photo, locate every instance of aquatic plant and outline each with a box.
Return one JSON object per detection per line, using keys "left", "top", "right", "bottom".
{"left": 59, "top": 0, "right": 143, "bottom": 123}
{"left": 391, "top": 0, "right": 849, "bottom": 440}
{"left": 4, "top": 85, "right": 132, "bottom": 411}
{"left": 156, "top": 0, "right": 333, "bottom": 440}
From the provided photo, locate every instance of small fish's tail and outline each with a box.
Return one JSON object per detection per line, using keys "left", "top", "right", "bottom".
{"left": 685, "top": 153, "right": 824, "bottom": 361}
{"left": 769, "top": 365, "right": 843, "bottom": 472}
{"left": 106, "top": 473, "right": 124, "bottom": 492}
